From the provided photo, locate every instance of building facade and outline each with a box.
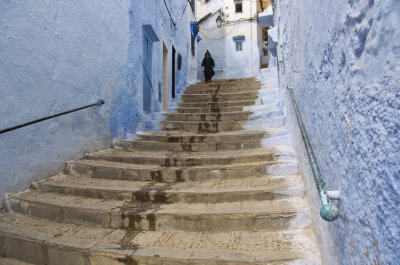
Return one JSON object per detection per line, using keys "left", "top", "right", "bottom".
{"left": 196, "top": 0, "right": 263, "bottom": 79}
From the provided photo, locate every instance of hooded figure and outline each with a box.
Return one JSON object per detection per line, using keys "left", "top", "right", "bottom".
{"left": 201, "top": 50, "right": 215, "bottom": 82}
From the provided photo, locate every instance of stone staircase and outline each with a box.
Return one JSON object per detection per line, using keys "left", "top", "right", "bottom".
{"left": 0, "top": 76, "right": 321, "bottom": 264}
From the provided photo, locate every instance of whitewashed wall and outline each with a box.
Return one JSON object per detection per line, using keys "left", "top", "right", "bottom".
{"left": 0, "top": 0, "right": 196, "bottom": 204}
{"left": 274, "top": 0, "right": 400, "bottom": 264}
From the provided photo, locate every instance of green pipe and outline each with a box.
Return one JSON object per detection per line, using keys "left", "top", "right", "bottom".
{"left": 287, "top": 86, "right": 339, "bottom": 221}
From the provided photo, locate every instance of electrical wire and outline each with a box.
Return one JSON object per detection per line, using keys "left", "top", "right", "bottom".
{"left": 198, "top": 23, "right": 238, "bottom": 40}
{"left": 163, "top": 0, "right": 196, "bottom": 29}
{"left": 162, "top": 0, "right": 177, "bottom": 29}
{"left": 186, "top": 0, "right": 198, "bottom": 23}
{"left": 177, "top": 0, "right": 188, "bottom": 24}
{"left": 200, "top": 18, "right": 256, "bottom": 31}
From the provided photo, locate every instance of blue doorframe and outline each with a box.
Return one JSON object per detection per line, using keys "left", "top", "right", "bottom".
{"left": 142, "top": 33, "right": 152, "bottom": 114}
{"left": 142, "top": 24, "right": 159, "bottom": 114}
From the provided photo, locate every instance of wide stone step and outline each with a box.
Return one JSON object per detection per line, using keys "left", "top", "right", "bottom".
{"left": 191, "top": 78, "right": 259, "bottom": 87}
{"left": 35, "top": 174, "right": 305, "bottom": 203}
{"left": 7, "top": 192, "right": 311, "bottom": 231}
{"left": 172, "top": 106, "right": 245, "bottom": 113}
{"left": 181, "top": 87, "right": 260, "bottom": 94}
{"left": 113, "top": 129, "right": 291, "bottom": 151}
{"left": 0, "top": 213, "right": 321, "bottom": 265}
{"left": 0, "top": 213, "right": 133, "bottom": 265}
{"left": 161, "top": 116, "right": 285, "bottom": 132}
{"left": 85, "top": 146, "right": 295, "bottom": 167}
{"left": 180, "top": 95, "right": 258, "bottom": 103}
{"left": 0, "top": 257, "right": 34, "bottom": 265}
{"left": 67, "top": 159, "right": 299, "bottom": 182}
{"left": 164, "top": 109, "right": 283, "bottom": 122}
{"left": 180, "top": 91, "right": 258, "bottom": 101}
{"left": 178, "top": 100, "right": 256, "bottom": 108}
{"left": 115, "top": 138, "right": 264, "bottom": 152}
{"left": 134, "top": 128, "right": 287, "bottom": 143}
{"left": 171, "top": 102, "right": 280, "bottom": 114}
{"left": 164, "top": 111, "right": 252, "bottom": 122}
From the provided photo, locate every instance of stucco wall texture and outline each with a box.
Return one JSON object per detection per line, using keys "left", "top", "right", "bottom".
{"left": 0, "top": 0, "right": 195, "bottom": 204}
{"left": 275, "top": 0, "right": 400, "bottom": 264}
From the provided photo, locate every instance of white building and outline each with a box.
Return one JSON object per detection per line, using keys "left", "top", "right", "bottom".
{"left": 196, "top": 0, "right": 267, "bottom": 80}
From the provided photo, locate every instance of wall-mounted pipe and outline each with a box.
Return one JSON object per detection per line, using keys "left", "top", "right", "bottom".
{"left": 287, "top": 86, "right": 339, "bottom": 222}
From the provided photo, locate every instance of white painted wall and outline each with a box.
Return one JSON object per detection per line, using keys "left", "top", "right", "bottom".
{"left": 0, "top": 0, "right": 197, "bottom": 205}
{"left": 273, "top": 0, "right": 400, "bottom": 264}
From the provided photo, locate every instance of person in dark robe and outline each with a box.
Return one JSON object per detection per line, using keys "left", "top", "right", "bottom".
{"left": 201, "top": 50, "right": 215, "bottom": 83}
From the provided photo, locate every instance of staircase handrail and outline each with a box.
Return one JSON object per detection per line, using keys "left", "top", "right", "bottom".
{"left": 0, "top": 99, "right": 105, "bottom": 135}
{"left": 287, "top": 86, "right": 339, "bottom": 221}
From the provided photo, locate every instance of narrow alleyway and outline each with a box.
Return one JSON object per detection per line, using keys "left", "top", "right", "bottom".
{"left": 0, "top": 75, "right": 321, "bottom": 264}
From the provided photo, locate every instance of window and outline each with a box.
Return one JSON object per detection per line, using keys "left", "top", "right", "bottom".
{"left": 235, "top": 1, "right": 242, "bottom": 13}
{"left": 233, "top": 35, "right": 245, "bottom": 51}
{"left": 236, "top": 41, "right": 243, "bottom": 51}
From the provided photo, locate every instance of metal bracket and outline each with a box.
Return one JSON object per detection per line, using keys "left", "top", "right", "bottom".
{"left": 327, "top": 190, "right": 340, "bottom": 200}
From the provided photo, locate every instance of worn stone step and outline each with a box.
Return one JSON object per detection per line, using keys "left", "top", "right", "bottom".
{"left": 191, "top": 78, "right": 259, "bottom": 87}
{"left": 133, "top": 128, "right": 288, "bottom": 143}
{"left": 0, "top": 257, "right": 34, "bottom": 265}
{"left": 161, "top": 116, "right": 285, "bottom": 132}
{"left": 67, "top": 159, "right": 299, "bottom": 182}
{"left": 180, "top": 91, "right": 258, "bottom": 101}
{"left": 169, "top": 102, "right": 281, "bottom": 115}
{"left": 0, "top": 213, "right": 321, "bottom": 264}
{"left": 189, "top": 79, "right": 258, "bottom": 86}
{"left": 127, "top": 228, "right": 321, "bottom": 264}
{"left": 115, "top": 138, "right": 263, "bottom": 152}
{"left": 180, "top": 95, "right": 258, "bottom": 103}
{"left": 114, "top": 129, "right": 291, "bottom": 151}
{"left": 35, "top": 174, "right": 305, "bottom": 203}
{"left": 84, "top": 146, "right": 295, "bottom": 167}
{"left": 164, "top": 109, "right": 283, "bottom": 122}
{"left": 181, "top": 89, "right": 259, "bottom": 95}
{"left": 172, "top": 106, "right": 245, "bottom": 113}
{"left": 7, "top": 192, "right": 311, "bottom": 231}
{"left": 180, "top": 87, "right": 260, "bottom": 95}
{"left": 164, "top": 111, "right": 253, "bottom": 122}
{"left": 115, "top": 139, "right": 263, "bottom": 152}
{"left": 0, "top": 213, "right": 133, "bottom": 265}
{"left": 178, "top": 100, "right": 256, "bottom": 108}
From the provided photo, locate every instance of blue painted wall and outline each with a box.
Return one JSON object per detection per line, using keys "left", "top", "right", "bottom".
{"left": 0, "top": 0, "right": 196, "bottom": 204}
{"left": 275, "top": 0, "right": 400, "bottom": 264}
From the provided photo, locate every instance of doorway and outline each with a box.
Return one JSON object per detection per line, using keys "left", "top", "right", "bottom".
{"left": 162, "top": 42, "right": 169, "bottom": 112}
{"left": 172, "top": 45, "right": 176, "bottom": 99}
{"left": 142, "top": 33, "right": 153, "bottom": 114}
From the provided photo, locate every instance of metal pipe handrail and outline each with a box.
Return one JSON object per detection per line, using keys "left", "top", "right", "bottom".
{"left": 287, "top": 86, "right": 339, "bottom": 221}
{"left": 0, "top": 99, "right": 105, "bottom": 135}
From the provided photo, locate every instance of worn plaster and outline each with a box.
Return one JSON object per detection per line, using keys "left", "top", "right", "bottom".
{"left": 274, "top": 0, "right": 400, "bottom": 264}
